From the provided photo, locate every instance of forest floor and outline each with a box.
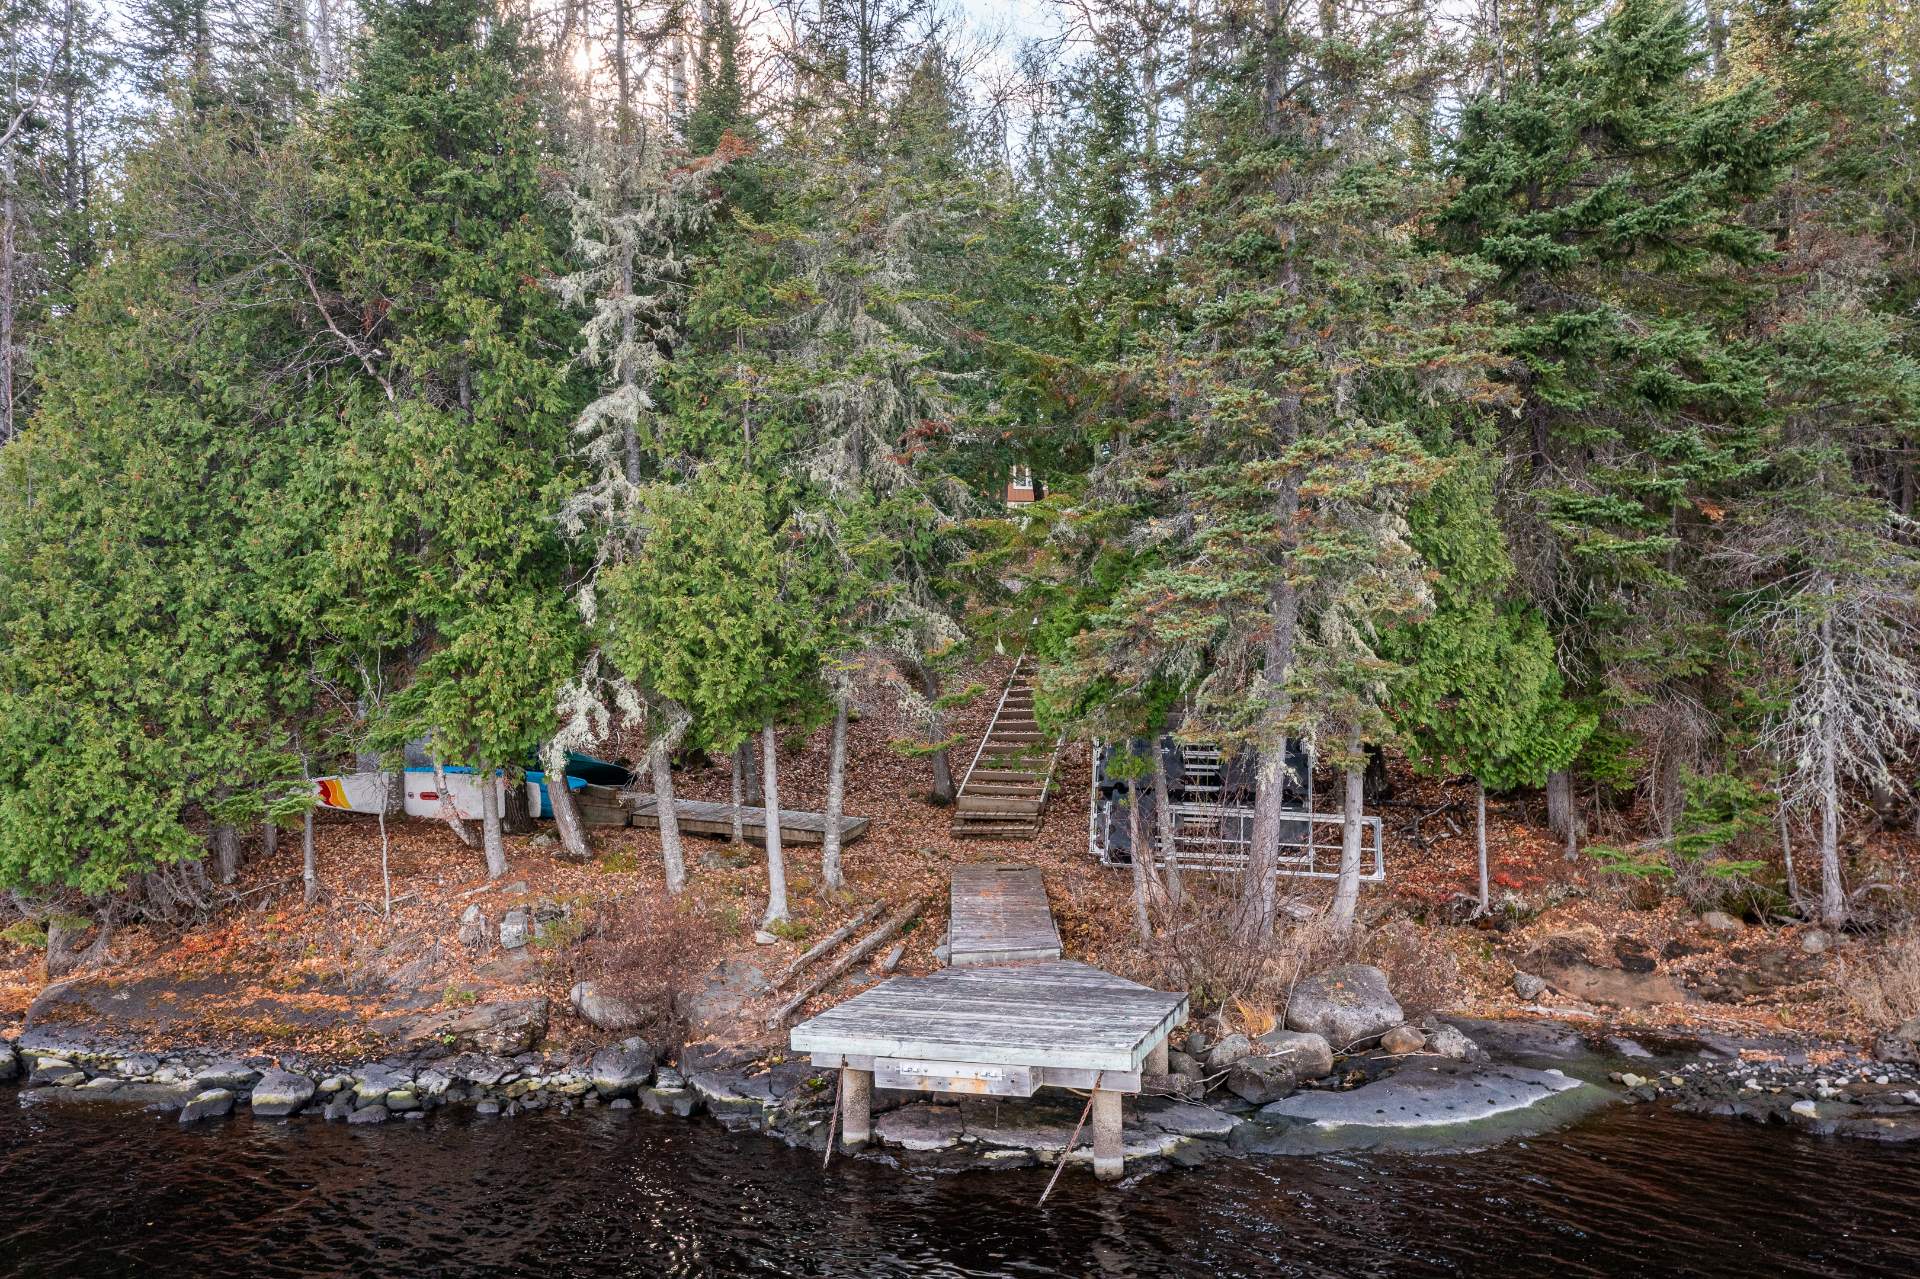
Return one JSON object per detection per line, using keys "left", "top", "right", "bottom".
{"left": 1, "top": 653, "right": 1914, "bottom": 1064}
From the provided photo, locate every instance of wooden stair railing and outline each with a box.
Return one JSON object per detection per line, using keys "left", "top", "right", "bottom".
{"left": 951, "top": 655, "right": 1062, "bottom": 839}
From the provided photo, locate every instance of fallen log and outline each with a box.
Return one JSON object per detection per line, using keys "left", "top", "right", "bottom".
{"left": 772, "top": 900, "right": 886, "bottom": 990}
{"left": 766, "top": 894, "right": 931, "bottom": 1028}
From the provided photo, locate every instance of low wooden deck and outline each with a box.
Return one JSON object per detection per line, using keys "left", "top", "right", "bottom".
{"left": 789, "top": 862, "right": 1188, "bottom": 1182}
{"left": 620, "top": 795, "right": 870, "bottom": 847}
{"left": 947, "top": 864, "right": 1062, "bottom": 966}
{"left": 793, "top": 960, "right": 1184, "bottom": 1082}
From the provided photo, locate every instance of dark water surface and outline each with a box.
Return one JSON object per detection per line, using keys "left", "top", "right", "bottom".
{"left": 2, "top": 1097, "right": 1916, "bottom": 1278}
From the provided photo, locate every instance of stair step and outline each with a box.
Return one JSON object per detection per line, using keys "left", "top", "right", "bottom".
{"left": 957, "top": 795, "right": 1043, "bottom": 815}
{"left": 970, "top": 769, "right": 1042, "bottom": 783}
{"left": 967, "top": 783, "right": 1045, "bottom": 797}
{"left": 952, "top": 823, "right": 1042, "bottom": 839}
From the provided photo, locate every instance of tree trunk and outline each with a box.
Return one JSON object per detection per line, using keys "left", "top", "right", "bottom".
{"left": 909, "top": 660, "right": 956, "bottom": 805}
{"left": 1245, "top": 576, "right": 1299, "bottom": 941}
{"left": 740, "top": 740, "right": 764, "bottom": 806}
{"left": 1329, "top": 748, "right": 1364, "bottom": 938}
{"left": 431, "top": 758, "right": 478, "bottom": 848}
{"left": 213, "top": 823, "right": 241, "bottom": 885}
{"left": 729, "top": 745, "right": 745, "bottom": 842}
{"left": 1475, "top": 781, "right": 1490, "bottom": 916}
{"left": 1151, "top": 742, "right": 1183, "bottom": 908}
{"left": 821, "top": 697, "right": 849, "bottom": 892}
{"left": 45, "top": 915, "right": 86, "bottom": 980}
{"left": 1818, "top": 735, "right": 1846, "bottom": 928}
{"left": 1779, "top": 805, "right": 1802, "bottom": 907}
{"left": 501, "top": 772, "right": 535, "bottom": 836}
{"left": 653, "top": 741, "right": 687, "bottom": 894}
{"left": 760, "top": 723, "right": 789, "bottom": 926}
{"left": 262, "top": 820, "right": 278, "bottom": 859}
{"left": 543, "top": 740, "right": 592, "bottom": 862}
{"left": 479, "top": 768, "right": 508, "bottom": 880}
{"left": 1126, "top": 773, "right": 1152, "bottom": 942}
{"left": 1546, "top": 769, "right": 1574, "bottom": 836}
{"left": 302, "top": 808, "right": 319, "bottom": 904}
{"left": 1, "top": 172, "right": 15, "bottom": 445}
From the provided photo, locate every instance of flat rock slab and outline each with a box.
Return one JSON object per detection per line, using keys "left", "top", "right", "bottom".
{"left": 1135, "top": 1098, "right": 1241, "bottom": 1140}
{"left": 875, "top": 1102, "right": 967, "bottom": 1151}
{"left": 1261, "top": 1063, "right": 1584, "bottom": 1130}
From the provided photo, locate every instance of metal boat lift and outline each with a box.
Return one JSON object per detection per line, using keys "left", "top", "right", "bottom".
{"left": 1090, "top": 738, "right": 1385, "bottom": 883}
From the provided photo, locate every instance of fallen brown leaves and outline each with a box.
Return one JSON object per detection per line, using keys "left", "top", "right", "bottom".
{"left": 0, "top": 655, "right": 1915, "bottom": 1057}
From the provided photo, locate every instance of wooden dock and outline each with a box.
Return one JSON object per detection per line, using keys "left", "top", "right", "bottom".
{"left": 620, "top": 795, "right": 870, "bottom": 847}
{"left": 947, "top": 864, "right": 1061, "bottom": 966}
{"left": 788, "top": 862, "right": 1187, "bottom": 1182}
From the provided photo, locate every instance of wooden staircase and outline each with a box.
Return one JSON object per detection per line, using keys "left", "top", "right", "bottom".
{"left": 951, "top": 655, "right": 1061, "bottom": 840}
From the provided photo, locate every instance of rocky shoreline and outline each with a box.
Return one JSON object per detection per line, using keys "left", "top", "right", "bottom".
{"left": 6, "top": 963, "right": 1917, "bottom": 1172}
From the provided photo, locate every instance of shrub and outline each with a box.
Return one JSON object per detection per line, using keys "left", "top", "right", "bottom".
{"left": 1844, "top": 928, "right": 1920, "bottom": 1029}
{"left": 0, "top": 919, "right": 46, "bottom": 949}
{"left": 585, "top": 889, "right": 723, "bottom": 1052}
{"left": 1359, "top": 918, "right": 1461, "bottom": 1018}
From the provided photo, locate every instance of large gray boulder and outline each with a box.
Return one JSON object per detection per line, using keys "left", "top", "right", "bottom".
{"left": 353, "top": 1065, "right": 411, "bottom": 1105}
{"left": 1256, "top": 1029, "right": 1334, "bottom": 1079}
{"left": 179, "top": 1088, "right": 235, "bottom": 1123}
{"left": 194, "top": 1060, "right": 261, "bottom": 1090}
{"left": 1225, "top": 1057, "right": 1296, "bottom": 1105}
{"left": 1203, "top": 1033, "right": 1253, "bottom": 1073}
{"left": 685, "top": 960, "right": 770, "bottom": 1032}
{"left": 0, "top": 1042, "right": 16, "bottom": 1083}
{"left": 1286, "top": 965, "right": 1405, "bottom": 1048}
{"left": 1425, "top": 1023, "right": 1485, "bottom": 1062}
{"left": 569, "top": 981, "right": 650, "bottom": 1033}
{"left": 588, "top": 1040, "right": 657, "bottom": 1099}
{"left": 249, "top": 1070, "right": 316, "bottom": 1117}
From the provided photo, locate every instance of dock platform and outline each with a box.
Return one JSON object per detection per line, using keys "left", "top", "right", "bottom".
{"left": 621, "top": 795, "right": 870, "bottom": 847}
{"left": 789, "top": 862, "right": 1187, "bottom": 1181}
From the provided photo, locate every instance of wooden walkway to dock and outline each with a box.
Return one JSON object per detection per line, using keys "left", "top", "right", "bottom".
{"left": 620, "top": 795, "right": 870, "bottom": 847}
{"left": 947, "top": 864, "right": 1061, "bottom": 966}
{"left": 789, "top": 862, "right": 1187, "bottom": 1182}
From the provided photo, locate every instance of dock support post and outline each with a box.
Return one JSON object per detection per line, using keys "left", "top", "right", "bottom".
{"left": 841, "top": 1067, "right": 872, "bottom": 1149}
{"left": 1091, "top": 1088, "right": 1124, "bottom": 1181}
{"left": 1145, "top": 1039, "right": 1168, "bottom": 1075}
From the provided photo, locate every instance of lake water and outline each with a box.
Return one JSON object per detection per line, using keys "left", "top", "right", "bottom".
{"left": 2, "top": 1097, "right": 1916, "bottom": 1277}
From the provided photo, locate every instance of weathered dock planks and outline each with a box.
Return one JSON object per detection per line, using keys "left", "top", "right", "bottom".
{"left": 790, "top": 960, "right": 1186, "bottom": 1074}
{"left": 620, "top": 795, "right": 870, "bottom": 847}
{"left": 789, "top": 861, "right": 1187, "bottom": 1182}
{"left": 947, "top": 863, "right": 1062, "bottom": 966}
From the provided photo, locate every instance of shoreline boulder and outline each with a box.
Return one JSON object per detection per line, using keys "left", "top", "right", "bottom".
{"left": 569, "top": 981, "right": 650, "bottom": 1034}
{"left": 1286, "top": 965, "right": 1405, "bottom": 1049}
{"left": 179, "top": 1088, "right": 235, "bottom": 1124}
{"left": 1256, "top": 1030, "right": 1334, "bottom": 1079}
{"left": 588, "top": 1039, "right": 657, "bottom": 1099}
{"left": 250, "top": 1070, "right": 316, "bottom": 1117}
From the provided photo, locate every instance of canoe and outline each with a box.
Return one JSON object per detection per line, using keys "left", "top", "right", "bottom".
{"left": 316, "top": 768, "right": 584, "bottom": 820}
{"left": 401, "top": 767, "right": 586, "bottom": 821}
{"left": 313, "top": 772, "right": 394, "bottom": 814}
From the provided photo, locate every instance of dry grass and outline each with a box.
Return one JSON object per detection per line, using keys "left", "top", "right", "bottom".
{"left": 1843, "top": 927, "right": 1920, "bottom": 1029}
